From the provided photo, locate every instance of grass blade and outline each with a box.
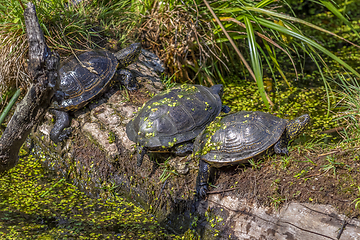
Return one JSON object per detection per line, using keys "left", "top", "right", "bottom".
{"left": 320, "top": 0, "right": 360, "bottom": 39}
{"left": 245, "top": 7, "right": 360, "bottom": 49}
{"left": 255, "top": 0, "right": 276, "bottom": 8}
{"left": 244, "top": 16, "right": 269, "bottom": 109}
{"left": 0, "top": 88, "right": 22, "bottom": 126}
{"left": 252, "top": 17, "right": 360, "bottom": 78}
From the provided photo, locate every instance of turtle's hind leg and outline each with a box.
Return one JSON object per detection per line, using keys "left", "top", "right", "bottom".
{"left": 174, "top": 141, "right": 193, "bottom": 156}
{"left": 197, "top": 159, "right": 211, "bottom": 199}
{"left": 50, "top": 110, "right": 72, "bottom": 143}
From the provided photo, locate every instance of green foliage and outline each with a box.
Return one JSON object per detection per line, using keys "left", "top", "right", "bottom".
{"left": 268, "top": 195, "right": 286, "bottom": 211}
{"left": 155, "top": 157, "right": 178, "bottom": 182}
{"left": 108, "top": 131, "right": 116, "bottom": 144}
{"left": 332, "top": 74, "right": 360, "bottom": 143}
{"left": 0, "top": 0, "right": 140, "bottom": 50}
{"left": 277, "top": 155, "right": 292, "bottom": 170}
{"left": 2, "top": 0, "right": 360, "bottom": 113}
{"left": 0, "top": 88, "right": 21, "bottom": 126}
{"left": 286, "top": 0, "right": 360, "bottom": 50}
{"left": 321, "top": 155, "right": 346, "bottom": 176}
{"left": 196, "top": 0, "right": 360, "bottom": 108}
{"left": 352, "top": 186, "right": 360, "bottom": 210}
{"left": 0, "top": 0, "right": 142, "bottom": 113}
{"left": 248, "top": 158, "right": 263, "bottom": 170}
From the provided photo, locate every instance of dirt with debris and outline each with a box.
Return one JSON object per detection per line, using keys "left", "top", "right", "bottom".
{"left": 204, "top": 146, "right": 360, "bottom": 218}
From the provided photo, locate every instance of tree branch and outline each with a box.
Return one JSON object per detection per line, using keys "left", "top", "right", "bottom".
{"left": 0, "top": 2, "right": 59, "bottom": 173}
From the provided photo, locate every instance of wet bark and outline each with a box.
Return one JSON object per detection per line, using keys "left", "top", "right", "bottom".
{"left": 0, "top": 2, "right": 59, "bottom": 173}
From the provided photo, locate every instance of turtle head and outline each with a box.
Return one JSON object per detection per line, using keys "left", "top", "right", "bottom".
{"left": 115, "top": 43, "right": 141, "bottom": 67}
{"left": 286, "top": 114, "right": 310, "bottom": 140}
{"left": 210, "top": 84, "right": 224, "bottom": 98}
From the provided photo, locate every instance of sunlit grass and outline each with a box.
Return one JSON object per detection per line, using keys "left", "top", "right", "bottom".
{"left": 0, "top": 0, "right": 141, "bottom": 105}
{"left": 333, "top": 73, "right": 360, "bottom": 144}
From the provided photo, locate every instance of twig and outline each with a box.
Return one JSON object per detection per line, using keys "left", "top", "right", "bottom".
{"left": 318, "top": 151, "right": 340, "bottom": 157}
{"left": 40, "top": 178, "right": 65, "bottom": 197}
{"left": 207, "top": 186, "right": 242, "bottom": 195}
{"left": 336, "top": 219, "right": 347, "bottom": 239}
{"left": 154, "top": 180, "right": 167, "bottom": 212}
{"left": 302, "top": 172, "right": 325, "bottom": 179}
{"left": 17, "top": 0, "right": 25, "bottom": 11}
{"left": 318, "top": 148, "right": 360, "bottom": 157}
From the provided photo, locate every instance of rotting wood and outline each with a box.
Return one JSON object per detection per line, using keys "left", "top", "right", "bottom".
{"left": 0, "top": 2, "right": 59, "bottom": 173}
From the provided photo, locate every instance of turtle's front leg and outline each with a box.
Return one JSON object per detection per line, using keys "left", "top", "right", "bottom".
{"left": 50, "top": 109, "right": 72, "bottom": 143}
{"left": 117, "top": 69, "right": 137, "bottom": 91}
{"left": 221, "top": 105, "right": 231, "bottom": 113}
{"left": 197, "top": 159, "right": 211, "bottom": 199}
{"left": 137, "top": 145, "right": 147, "bottom": 167}
{"left": 274, "top": 133, "right": 289, "bottom": 155}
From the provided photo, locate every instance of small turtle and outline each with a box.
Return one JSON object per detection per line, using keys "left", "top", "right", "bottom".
{"left": 50, "top": 43, "right": 141, "bottom": 143}
{"left": 194, "top": 111, "right": 310, "bottom": 198}
{"left": 126, "top": 84, "right": 230, "bottom": 166}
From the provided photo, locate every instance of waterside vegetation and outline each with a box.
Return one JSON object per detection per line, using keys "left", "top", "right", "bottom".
{"left": 1, "top": 0, "right": 360, "bottom": 238}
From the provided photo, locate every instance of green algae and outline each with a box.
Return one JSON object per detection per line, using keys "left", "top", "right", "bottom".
{"left": 222, "top": 79, "right": 338, "bottom": 138}
{"left": 0, "top": 150, "right": 179, "bottom": 239}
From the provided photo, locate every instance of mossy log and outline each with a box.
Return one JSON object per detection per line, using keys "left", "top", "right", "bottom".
{"left": 0, "top": 2, "right": 59, "bottom": 173}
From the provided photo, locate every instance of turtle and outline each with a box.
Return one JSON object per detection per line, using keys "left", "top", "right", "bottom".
{"left": 194, "top": 111, "right": 310, "bottom": 198}
{"left": 126, "top": 84, "right": 230, "bottom": 167}
{"left": 50, "top": 43, "right": 141, "bottom": 143}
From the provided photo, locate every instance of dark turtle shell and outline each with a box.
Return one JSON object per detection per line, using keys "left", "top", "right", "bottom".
{"left": 126, "top": 84, "right": 223, "bottom": 148}
{"left": 55, "top": 50, "right": 118, "bottom": 111}
{"left": 194, "top": 111, "right": 287, "bottom": 167}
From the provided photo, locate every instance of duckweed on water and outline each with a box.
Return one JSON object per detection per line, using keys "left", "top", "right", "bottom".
{"left": 223, "top": 79, "right": 338, "bottom": 137}
{"left": 0, "top": 151, "right": 178, "bottom": 239}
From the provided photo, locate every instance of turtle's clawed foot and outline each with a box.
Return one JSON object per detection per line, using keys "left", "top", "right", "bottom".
{"left": 274, "top": 141, "right": 289, "bottom": 155}
{"left": 50, "top": 127, "right": 72, "bottom": 143}
{"left": 221, "top": 105, "right": 231, "bottom": 113}
{"left": 198, "top": 184, "right": 208, "bottom": 199}
{"left": 58, "top": 128, "right": 72, "bottom": 142}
